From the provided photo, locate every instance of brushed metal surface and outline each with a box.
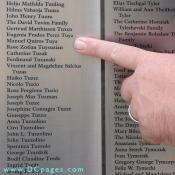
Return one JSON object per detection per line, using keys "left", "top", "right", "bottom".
{"left": 105, "top": 0, "right": 175, "bottom": 174}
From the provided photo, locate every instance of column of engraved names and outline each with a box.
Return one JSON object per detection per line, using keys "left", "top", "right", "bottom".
{"left": 111, "top": 0, "right": 175, "bottom": 174}
{"left": 5, "top": 0, "right": 74, "bottom": 169}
